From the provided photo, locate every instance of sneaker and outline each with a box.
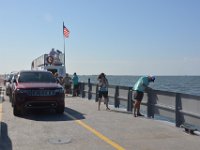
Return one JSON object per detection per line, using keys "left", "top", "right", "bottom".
{"left": 137, "top": 113, "right": 144, "bottom": 117}
{"left": 106, "top": 107, "right": 110, "bottom": 110}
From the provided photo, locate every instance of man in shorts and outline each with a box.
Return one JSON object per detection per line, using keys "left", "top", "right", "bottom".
{"left": 133, "top": 76, "right": 155, "bottom": 117}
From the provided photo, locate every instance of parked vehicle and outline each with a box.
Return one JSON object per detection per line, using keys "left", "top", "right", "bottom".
{"left": 5, "top": 72, "right": 17, "bottom": 96}
{"left": 12, "top": 70, "right": 65, "bottom": 116}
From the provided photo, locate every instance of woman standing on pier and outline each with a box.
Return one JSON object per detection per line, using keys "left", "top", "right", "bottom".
{"left": 97, "top": 73, "right": 110, "bottom": 111}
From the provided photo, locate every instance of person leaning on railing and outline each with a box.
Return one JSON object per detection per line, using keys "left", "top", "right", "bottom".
{"left": 133, "top": 75, "right": 155, "bottom": 117}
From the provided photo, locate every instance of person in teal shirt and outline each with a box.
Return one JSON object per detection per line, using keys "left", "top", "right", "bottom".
{"left": 133, "top": 76, "right": 155, "bottom": 117}
{"left": 72, "top": 72, "right": 79, "bottom": 96}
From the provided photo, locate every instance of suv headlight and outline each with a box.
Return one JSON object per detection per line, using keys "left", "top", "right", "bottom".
{"left": 16, "top": 89, "right": 28, "bottom": 94}
{"left": 16, "top": 89, "right": 32, "bottom": 96}
{"left": 55, "top": 88, "right": 64, "bottom": 94}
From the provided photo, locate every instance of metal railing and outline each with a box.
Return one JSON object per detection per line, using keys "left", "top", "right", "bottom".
{"left": 78, "top": 81, "right": 200, "bottom": 130}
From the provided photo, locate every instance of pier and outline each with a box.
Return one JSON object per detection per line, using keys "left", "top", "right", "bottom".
{"left": 0, "top": 83, "right": 200, "bottom": 150}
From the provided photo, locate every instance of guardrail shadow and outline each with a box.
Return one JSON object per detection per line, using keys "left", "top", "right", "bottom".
{"left": 0, "top": 122, "right": 12, "bottom": 150}
{"left": 20, "top": 107, "right": 86, "bottom": 122}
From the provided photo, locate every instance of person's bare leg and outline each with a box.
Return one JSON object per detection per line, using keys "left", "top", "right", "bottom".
{"left": 137, "top": 101, "right": 141, "bottom": 114}
{"left": 133, "top": 101, "right": 135, "bottom": 116}
{"left": 98, "top": 98, "right": 101, "bottom": 110}
{"left": 134, "top": 100, "right": 138, "bottom": 117}
{"left": 134, "top": 100, "right": 141, "bottom": 117}
{"left": 105, "top": 98, "right": 110, "bottom": 110}
{"left": 137, "top": 101, "right": 144, "bottom": 116}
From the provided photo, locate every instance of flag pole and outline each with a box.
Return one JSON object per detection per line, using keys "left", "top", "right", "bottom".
{"left": 63, "top": 22, "right": 66, "bottom": 67}
{"left": 63, "top": 22, "right": 70, "bottom": 70}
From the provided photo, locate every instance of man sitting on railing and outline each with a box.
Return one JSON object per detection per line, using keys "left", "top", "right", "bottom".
{"left": 133, "top": 76, "right": 155, "bottom": 117}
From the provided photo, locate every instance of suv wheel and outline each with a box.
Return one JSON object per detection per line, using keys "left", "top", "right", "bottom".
{"left": 13, "top": 105, "right": 21, "bottom": 116}
{"left": 56, "top": 105, "right": 65, "bottom": 114}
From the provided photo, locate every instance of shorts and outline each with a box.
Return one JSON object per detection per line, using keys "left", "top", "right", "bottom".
{"left": 73, "top": 84, "right": 79, "bottom": 90}
{"left": 98, "top": 91, "right": 108, "bottom": 99}
{"left": 134, "top": 91, "right": 144, "bottom": 102}
{"left": 65, "top": 85, "right": 71, "bottom": 89}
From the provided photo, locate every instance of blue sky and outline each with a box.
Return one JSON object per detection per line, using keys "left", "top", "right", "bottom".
{"left": 0, "top": 0, "right": 200, "bottom": 75}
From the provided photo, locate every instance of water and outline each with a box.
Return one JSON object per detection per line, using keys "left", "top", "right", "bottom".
{"left": 78, "top": 75, "right": 200, "bottom": 96}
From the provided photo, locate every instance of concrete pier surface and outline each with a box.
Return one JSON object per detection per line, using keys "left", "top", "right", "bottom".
{"left": 0, "top": 93, "right": 200, "bottom": 150}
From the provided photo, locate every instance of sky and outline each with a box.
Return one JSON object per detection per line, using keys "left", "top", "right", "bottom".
{"left": 0, "top": 0, "right": 200, "bottom": 76}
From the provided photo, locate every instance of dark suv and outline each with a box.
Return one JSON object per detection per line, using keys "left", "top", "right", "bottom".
{"left": 12, "top": 70, "right": 65, "bottom": 116}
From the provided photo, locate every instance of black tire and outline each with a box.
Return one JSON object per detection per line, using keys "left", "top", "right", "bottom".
{"left": 56, "top": 105, "right": 65, "bottom": 114}
{"left": 13, "top": 105, "right": 21, "bottom": 116}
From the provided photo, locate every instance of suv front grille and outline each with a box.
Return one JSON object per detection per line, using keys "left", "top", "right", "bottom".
{"left": 28, "top": 90, "right": 56, "bottom": 96}
{"left": 17, "top": 89, "right": 57, "bottom": 97}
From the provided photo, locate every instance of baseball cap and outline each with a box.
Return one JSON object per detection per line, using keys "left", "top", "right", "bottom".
{"left": 151, "top": 76, "right": 155, "bottom": 82}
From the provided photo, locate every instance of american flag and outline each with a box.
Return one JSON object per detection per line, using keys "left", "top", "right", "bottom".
{"left": 63, "top": 23, "right": 70, "bottom": 38}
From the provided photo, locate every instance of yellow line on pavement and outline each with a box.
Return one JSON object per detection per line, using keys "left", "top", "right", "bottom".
{"left": 64, "top": 112, "right": 125, "bottom": 150}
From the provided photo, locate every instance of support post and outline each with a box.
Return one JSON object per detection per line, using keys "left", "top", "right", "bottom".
{"left": 95, "top": 85, "right": 99, "bottom": 102}
{"left": 127, "top": 87, "right": 133, "bottom": 112}
{"left": 80, "top": 82, "right": 85, "bottom": 98}
{"left": 114, "top": 86, "right": 119, "bottom": 108}
{"left": 176, "top": 93, "right": 184, "bottom": 127}
{"left": 147, "top": 89, "right": 154, "bottom": 118}
{"left": 88, "top": 78, "right": 92, "bottom": 100}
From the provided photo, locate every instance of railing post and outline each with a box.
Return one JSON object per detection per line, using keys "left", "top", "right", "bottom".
{"left": 127, "top": 87, "right": 133, "bottom": 112}
{"left": 79, "top": 82, "right": 82, "bottom": 97}
{"left": 114, "top": 86, "right": 119, "bottom": 108}
{"left": 147, "top": 89, "right": 154, "bottom": 118}
{"left": 88, "top": 78, "right": 92, "bottom": 100}
{"left": 80, "top": 82, "right": 85, "bottom": 98}
{"left": 95, "top": 85, "right": 99, "bottom": 102}
{"left": 175, "top": 93, "right": 184, "bottom": 127}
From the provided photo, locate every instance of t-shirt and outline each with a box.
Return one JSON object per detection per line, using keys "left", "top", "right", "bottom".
{"left": 98, "top": 77, "right": 108, "bottom": 92}
{"left": 64, "top": 77, "right": 71, "bottom": 85}
{"left": 133, "top": 76, "right": 149, "bottom": 92}
{"left": 72, "top": 75, "right": 79, "bottom": 85}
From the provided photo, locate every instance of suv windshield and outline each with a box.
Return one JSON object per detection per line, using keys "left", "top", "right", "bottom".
{"left": 18, "top": 72, "right": 56, "bottom": 83}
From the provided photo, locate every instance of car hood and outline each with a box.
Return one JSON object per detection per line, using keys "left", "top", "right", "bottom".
{"left": 17, "top": 83, "right": 62, "bottom": 89}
